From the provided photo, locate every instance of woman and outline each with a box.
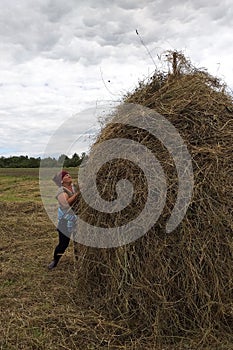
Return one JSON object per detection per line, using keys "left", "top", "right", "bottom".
{"left": 48, "top": 170, "right": 79, "bottom": 270}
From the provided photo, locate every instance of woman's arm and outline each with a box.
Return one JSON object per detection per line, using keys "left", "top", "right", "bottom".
{"left": 57, "top": 191, "right": 79, "bottom": 208}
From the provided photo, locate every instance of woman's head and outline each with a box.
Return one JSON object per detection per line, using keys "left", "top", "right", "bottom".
{"left": 52, "top": 170, "right": 71, "bottom": 186}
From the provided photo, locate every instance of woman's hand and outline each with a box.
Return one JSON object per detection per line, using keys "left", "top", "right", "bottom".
{"left": 68, "top": 192, "right": 79, "bottom": 205}
{"left": 57, "top": 191, "right": 79, "bottom": 208}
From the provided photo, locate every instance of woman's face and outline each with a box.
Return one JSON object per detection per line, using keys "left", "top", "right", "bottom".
{"left": 62, "top": 173, "right": 72, "bottom": 184}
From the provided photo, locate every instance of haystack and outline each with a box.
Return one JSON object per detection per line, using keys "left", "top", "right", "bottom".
{"left": 73, "top": 51, "right": 233, "bottom": 348}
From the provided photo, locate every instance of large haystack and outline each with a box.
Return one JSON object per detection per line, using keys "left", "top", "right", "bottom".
{"left": 73, "top": 51, "right": 233, "bottom": 348}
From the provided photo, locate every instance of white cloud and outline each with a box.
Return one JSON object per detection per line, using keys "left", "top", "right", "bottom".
{"left": 0, "top": 0, "right": 233, "bottom": 157}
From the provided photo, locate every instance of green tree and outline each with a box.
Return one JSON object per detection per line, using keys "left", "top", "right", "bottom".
{"left": 58, "top": 154, "right": 68, "bottom": 166}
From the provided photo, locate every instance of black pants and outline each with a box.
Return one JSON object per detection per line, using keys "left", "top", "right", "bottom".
{"left": 53, "top": 229, "right": 70, "bottom": 262}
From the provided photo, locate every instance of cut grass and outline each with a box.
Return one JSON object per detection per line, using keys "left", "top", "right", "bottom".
{"left": 0, "top": 201, "right": 82, "bottom": 350}
{"left": 0, "top": 176, "right": 41, "bottom": 202}
{"left": 0, "top": 169, "right": 232, "bottom": 349}
{"left": 0, "top": 168, "right": 40, "bottom": 202}
{"left": 0, "top": 167, "right": 78, "bottom": 202}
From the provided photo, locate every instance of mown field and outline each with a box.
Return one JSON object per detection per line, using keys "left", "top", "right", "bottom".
{"left": 0, "top": 168, "right": 232, "bottom": 350}
{"left": 0, "top": 168, "right": 87, "bottom": 350}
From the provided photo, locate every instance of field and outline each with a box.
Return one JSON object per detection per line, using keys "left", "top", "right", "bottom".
{"left": 0, "top": 168, "right": 232, "bottom": 350}
{"left": 0, "top": 168, "right": 85, "bottom": 349}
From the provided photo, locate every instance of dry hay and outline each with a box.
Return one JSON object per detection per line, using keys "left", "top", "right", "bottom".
{"left": 73, "top": 51, "right": 233, "bottom": 348}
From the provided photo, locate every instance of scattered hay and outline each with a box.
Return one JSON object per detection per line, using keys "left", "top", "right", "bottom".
{"left": 73, "top": 51, "right": 233, "bottom": 348}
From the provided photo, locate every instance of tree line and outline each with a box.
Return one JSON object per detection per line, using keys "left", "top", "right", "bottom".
{"left": 0, "top": 152, "right": 87, "bottom": 168}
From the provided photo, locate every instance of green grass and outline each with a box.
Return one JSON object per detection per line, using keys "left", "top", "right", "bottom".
{"left": 0, "top": 176, "right": 41, "bottom": 202}
{"left": 0, "top": 167, "right": 78, "bottom": 178}
{"left": 0, "top": 167, "right": 39, "bottom": 177}
{"left": 0, "top": 167, "right": 78, "bottom": 202}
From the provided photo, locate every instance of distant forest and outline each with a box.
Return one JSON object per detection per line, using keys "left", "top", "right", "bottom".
{"left": 0, "top": 152, "right": 87, "bottom": 168}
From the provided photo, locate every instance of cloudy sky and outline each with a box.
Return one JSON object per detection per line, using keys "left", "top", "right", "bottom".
{"left": 0, "top": 0, "right": 233, "bottom": 158}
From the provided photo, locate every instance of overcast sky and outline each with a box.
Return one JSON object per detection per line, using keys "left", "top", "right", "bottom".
{"left": 0, "top": 0, "right": 233, "bottom": 158}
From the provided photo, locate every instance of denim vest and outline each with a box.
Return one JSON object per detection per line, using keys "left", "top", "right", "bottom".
{"left": 56, "top": 185, "right": 78, "bottom": 234}
{"left": 58, "top": 207, "right": 77, "bottom": 233}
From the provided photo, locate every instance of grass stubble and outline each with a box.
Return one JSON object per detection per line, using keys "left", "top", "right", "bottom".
{"left": 0, "top": 174, "right": 232, "bottom": 348}
{"left": 0, "top": 170, "right": 181, "bottom": 350}
{"left": 1, "top": 205, "right": 231, "bottom": 350}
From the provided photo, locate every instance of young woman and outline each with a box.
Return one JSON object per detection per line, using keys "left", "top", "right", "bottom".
{"left": 48, "top": 170, "right": 79, "bottom": 270}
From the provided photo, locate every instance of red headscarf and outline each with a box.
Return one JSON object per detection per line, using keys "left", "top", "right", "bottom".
{"left": 52, "top": 170, "right": 69, "bottom": 186}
